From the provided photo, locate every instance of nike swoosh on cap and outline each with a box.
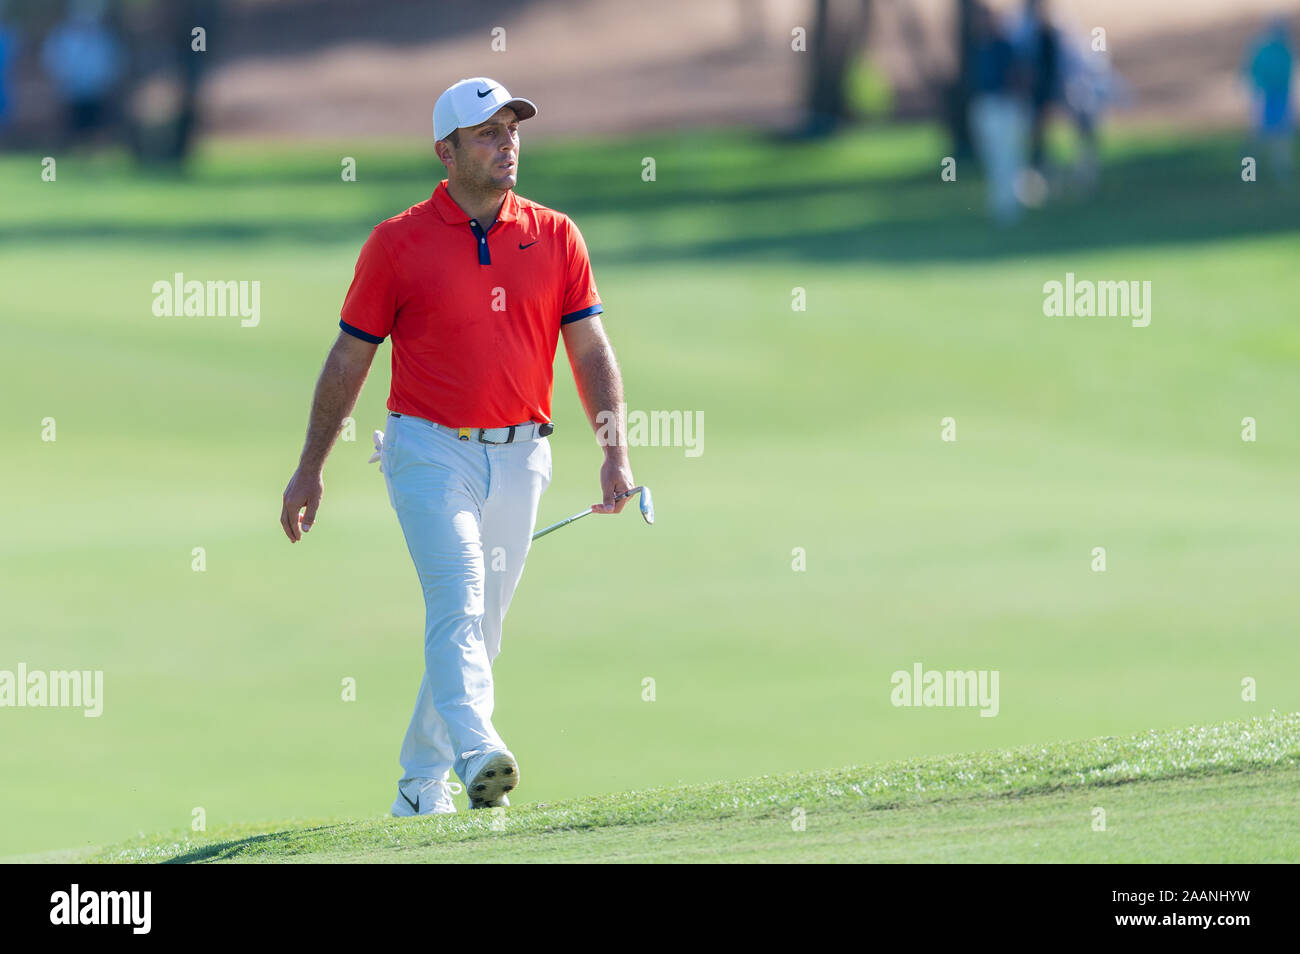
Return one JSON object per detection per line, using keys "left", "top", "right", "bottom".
{"left": 477, "top": 86, "right": 497, "bottom": 98}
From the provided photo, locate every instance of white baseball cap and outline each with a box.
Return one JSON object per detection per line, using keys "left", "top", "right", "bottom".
{"left": 433, "top": 77, "right": 537, "bottom": 141}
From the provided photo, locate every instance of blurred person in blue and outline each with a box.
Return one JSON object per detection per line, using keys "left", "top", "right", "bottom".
{"left": 967, "top": 1, "right": 1029, "bottom": 224}
{"left": 1243, "top": 17, "right": 1294, "bottom": 184}
{"left": 41, "top": 0, "right": 124, "bottom": 146}
{"left": 1009, "top": 0, "right": 1059, "bottom": 177}
{"left": 1054, "top": 19, "right": 1128, "bottom": 193}
{"left": 0, "top": 1, "right": 17, "bottom": 135}
{"left": 1009, "top": 1, "right": 1127, "bottom": 198}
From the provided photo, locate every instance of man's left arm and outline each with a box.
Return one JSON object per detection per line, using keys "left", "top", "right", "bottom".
{"left": 561, "top": 315, "right": 635, "bottom": 514}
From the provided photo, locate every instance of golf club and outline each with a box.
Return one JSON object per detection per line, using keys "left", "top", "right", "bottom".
{"left": 531, "top": 485, "right": 655, "bottom": 541}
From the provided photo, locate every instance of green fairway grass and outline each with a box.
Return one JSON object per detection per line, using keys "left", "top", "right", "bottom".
{"left": 53, "top": 712, "right": 1300, "bottom": 863}
{"left": 1, "top": 124, "right": 1297, "bottom": 858}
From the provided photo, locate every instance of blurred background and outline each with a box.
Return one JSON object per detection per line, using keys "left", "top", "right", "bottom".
{"left": 1, "top": 0, "right": 1297, "bottom": 858}
{"left": 0, "top": 1, "right": 1295, "bottom": 151}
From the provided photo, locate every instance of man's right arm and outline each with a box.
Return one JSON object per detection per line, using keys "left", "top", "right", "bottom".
{"left": 280, "top": 331, "right": 380, "bottom": 543}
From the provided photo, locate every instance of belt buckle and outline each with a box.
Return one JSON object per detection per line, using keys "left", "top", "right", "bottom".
{"left": 477, "top": 425, "right": 516, "bottom": 445}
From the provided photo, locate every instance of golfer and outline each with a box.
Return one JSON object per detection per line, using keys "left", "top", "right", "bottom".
{"left": 280, "top": 77, "right": 635, "bottom": 815}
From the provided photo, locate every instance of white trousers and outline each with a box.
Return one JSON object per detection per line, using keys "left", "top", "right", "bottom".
{"left": 379, "top": 411, "right": 551, "bottom": 788}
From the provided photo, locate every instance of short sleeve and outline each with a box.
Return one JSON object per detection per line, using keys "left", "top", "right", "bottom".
{"left": 339, "top": 229, "right": 399, "bottom": 343}
{"left": 559, "top": 217, "right": 603, "bottom": 325}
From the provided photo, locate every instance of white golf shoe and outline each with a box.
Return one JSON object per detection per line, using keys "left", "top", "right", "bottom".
{"left": 463, "top": 750, "right": 519, "bottom": 809}
{"left": 391, "top": 777, "right": 461, "bottom": 817}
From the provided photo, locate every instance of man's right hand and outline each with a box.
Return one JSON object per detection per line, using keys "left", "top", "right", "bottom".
{"left": 281, "top": 467, "right": 324, "bottom": 543}
{"left": 279, "top": 331, "right": 379, "bottom": 544}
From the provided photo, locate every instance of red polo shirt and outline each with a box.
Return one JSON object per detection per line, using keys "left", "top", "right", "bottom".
{"left": 338, "top": 180, "right": 603, "bottom": 428}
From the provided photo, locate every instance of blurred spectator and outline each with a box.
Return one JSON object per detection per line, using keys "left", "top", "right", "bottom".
{"left": 1009, "top": 0, "right": 1059, "bottom": 175}
{"left": 0, "top": 1, "right": 16, "bottom": 134}
{"left": 1008, "top": 1, "right": 1127, "bottom": 199}
{"left": 41, "top": 0, "right": 124, "bottom": 147}
{"left": 1056, "top": 27, "right": 1127, "bottom": 192}
{"left": 967, "top": 2, "right": 1028, "bottom": 224}
{"left": 1243, "top": 18, "right": 1294, "bottom": 184}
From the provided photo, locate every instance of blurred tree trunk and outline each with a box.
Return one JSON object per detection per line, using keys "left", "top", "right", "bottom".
{"left": 948, "top": 0, "right": 975, "bottom": 158}
{"left": 170, "top": 0, "right": 211, "bottom": 161}
{"left": 803, "top": 0, "right": 872, "bottom": 137}
{"left": 122, "top": 0, "right": 218, "bottom": 164}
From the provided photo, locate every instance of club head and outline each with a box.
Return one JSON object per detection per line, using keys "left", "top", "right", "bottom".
{"left": 633, "top": 485, "right": 654, "bottom": 525}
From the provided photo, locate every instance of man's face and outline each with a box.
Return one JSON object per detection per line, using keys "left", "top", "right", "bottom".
{"left": 444, "top": 107, "right": 520, "bottom": 191}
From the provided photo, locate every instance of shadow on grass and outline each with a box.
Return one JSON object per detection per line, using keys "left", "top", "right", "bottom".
{"left": 163, "top": 825, "right": 343, "bottom": 864}
{"left": 3, "top": 132, "right": 1295, "bottom": 265}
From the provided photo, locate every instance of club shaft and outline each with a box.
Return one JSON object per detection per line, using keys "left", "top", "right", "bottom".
{"left": 530, "top": 487, "right": 643, "bottom": 541}
{"left": 531, "top": 507, "right": 595, "bottom": 540}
